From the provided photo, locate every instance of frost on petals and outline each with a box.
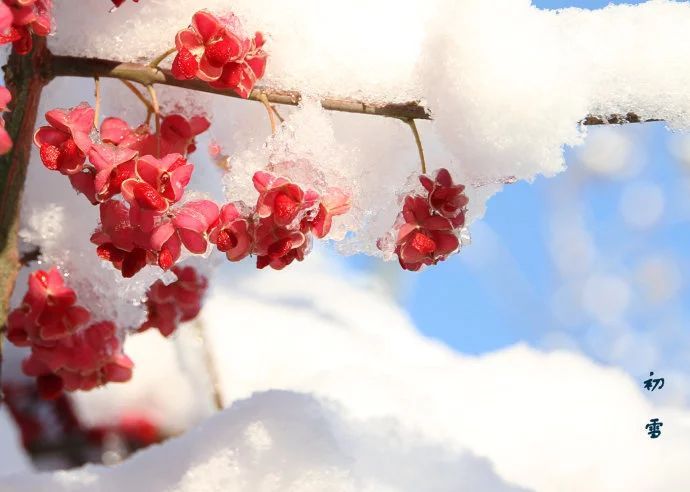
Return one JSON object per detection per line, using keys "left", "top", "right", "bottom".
{"left": 378, "top": 168, "right": 468, "bottom": 271}
{"left": 6, "top": 268, "right": 132, "bottom": 400}
{"left": 171, "top": 10, "right": 268, "bottom": 98}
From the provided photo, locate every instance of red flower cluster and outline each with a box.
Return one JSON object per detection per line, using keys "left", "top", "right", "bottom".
{"left": 171, "top": 10, "right": 267, "bottom": 98}
{"left": 33, "top": 104, "right": 215, "bottom": 277}
{"left": 210, "top": 169, "right": 351, "bottom": 270}
{"left": 6, "top": 268, "right": 133, "bottom": 399}
{"left": 378, "top": 168, "right": 468, "bottom": 271}
{"left": 34, "top": 105, "right": 351, "bottom": 275}
{"left": 0, "top": 0, "right": 52, "bottom": 54}
{"left": 0, "top": 86, "right": 12, "bottom": 155}
{"left": 138, "top": 266, "right": 208, "bottom": 337}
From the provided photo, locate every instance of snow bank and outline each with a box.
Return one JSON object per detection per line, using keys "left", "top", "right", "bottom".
{"left": 9, "top": 256, "right": 688, "bottom": 491}
{"left": 197, "top": 261, "right": 690, "bottom": 492}
{"left": 0, "top": 391, "right": 523, "bottom": 492}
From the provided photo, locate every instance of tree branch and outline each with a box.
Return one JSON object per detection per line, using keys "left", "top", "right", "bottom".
{"left": 46, "top": 54, "right": 432, "bottom": 120}
{"left": 0, "top": 38, "right": 49, "bottom": 402}
{"left": 44, "top": 53, "right": 660, "bottom": 126}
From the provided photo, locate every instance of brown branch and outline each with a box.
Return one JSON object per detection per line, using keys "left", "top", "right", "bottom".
{"left": 0, "top": 38, "right": 49, "bottom": 403}
{"left": 45, "top": 53, "right": 432, "bottom": 120}
{"left": 44, "top": 53, "right": 660, "bottom": 126}
{"left": 581, "top": 113, "right": 661, "bottom": 126}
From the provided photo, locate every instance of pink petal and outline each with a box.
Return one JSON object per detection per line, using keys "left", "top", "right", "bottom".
{"left": 33, "top": 126, "right": 66, "bottom": 147}
{"left": 192, "top": 10, "right": 221, "bottom": 43}
{"left": 46, "top": 108, "right": 70, "bottom": 133}
{"left": 100, "top": 117, "right": 131, "bottom": 145}
{"left": 136, "top": 155, "right": 162, "bottom": 186}
{"left": 150, "top": 221, "right": 176, "bottom": 251}
{"left": 178, "top": 229, "right": 208, "bottom": 254}
{"left": 175, "top": 28, "right": 203, "bottom": 51}
{"left": 197, "top": 54, "right": 224, "bottom": 82}
{"left": 169, "top": 164, "right": 194, "bottom": 201}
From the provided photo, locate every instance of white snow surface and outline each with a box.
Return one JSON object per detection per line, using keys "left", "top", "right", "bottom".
{"left": 0, "top": 391, "right": 524, "bottom": 492}
{"left": 3, "top": 255, "right": 689, "bottom": 491}
{"left": 42, "top": 0, "right": 690, "bottom": 256}
{"left": 0, "top": 407, "right": 32, "bottom": 477}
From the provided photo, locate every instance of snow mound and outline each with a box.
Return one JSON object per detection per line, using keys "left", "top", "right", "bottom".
{"left": 0, "top": 391, "right": 523, "bottom": 492}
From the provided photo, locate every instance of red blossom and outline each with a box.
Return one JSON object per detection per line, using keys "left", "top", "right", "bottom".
{"left": 0, "top": 0, "right": 52, "bottom": 55}
{"left": 6, "top": 268, "right": 90, "bottom": 346}
{"left": 172, "top": 10, "right": 267, "bottom": 98}
{"left": 33, "top": 103, "right": 94, "bottom": 175}
{"left": 209, "top": 202, "right": 253, "bottom": 261}
{"left": 90, "top": 200, "right": 153, "bottom": 278}
{"left": 138, "top": 266, "right": 208, "bottom": 337}
{"left": 253, "top": 171, "right": 319, "bottom": 227}
{"left": 308, "top": 187, "right": 351, "bottom": 239}
{"left": 419, "top": 168, "right": 469, "bottom": 228}
{"left": 378, "top": 168, "right": 468, "bottom": 272}
{"left": 253, "top": 217, "right": 310, "bottom": 270}
{"left": 88, "top": 143, "right": 138, "bottom": 202}
{"left": 172, "top": 11, "right": 250, "bottom": 82}
{"left": 150, "top": 199, "right": 219, "bottom": 270}
{"left": 100, "top": 116, "right": 151, "bottom": 151}
{"left": 393, "top": 195, "right": 459, "bottom": 271}
{"left": 121, "top": 153, "right": 193, "bottom": 212}
{"left": 6, "top": 268, "right": 132, "bottom": 399}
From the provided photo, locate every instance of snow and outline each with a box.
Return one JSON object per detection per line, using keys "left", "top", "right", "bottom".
{"left": 0, "top": 407, "right": 32, "bottom": 477}
{"left": 42, "top": 0, "right": 690, "bottom": 257}
{"left": 0, "top": 391, "right": 524, "bottom": 492}
{"left": 4, "top": 255, "right": 690, "bottom": 491}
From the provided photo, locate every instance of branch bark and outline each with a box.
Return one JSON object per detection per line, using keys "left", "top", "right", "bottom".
{"left": 0, "top": 38, "right": 48, "bottom": 402}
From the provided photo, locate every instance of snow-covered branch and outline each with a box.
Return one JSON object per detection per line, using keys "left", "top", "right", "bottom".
{"left": 45, "top": 53, "right": 656, "bottom": 127}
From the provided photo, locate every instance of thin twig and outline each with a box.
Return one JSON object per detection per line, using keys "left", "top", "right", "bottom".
{"left": 93, "top": 76, "right": 100, "bottom": 127}
{"left": 119, "top": 79, "right": 155, "bottom": 114}
{"left": 258, "top": 92, "right": 277, "bottom": 134}
{"left": 405, "top": 118, "right": 427, "bottom": 175}
{"left": 270, "top": 104, "right": 285, "bottom": 124}
{"left": 193, "top": 321, "right": 224, "bottom": 411}
{"left": 146, "top": 84, "right": 161, "bottom": 157}
{"left": 148, "top": 47, "right": 177, "bottom": 70}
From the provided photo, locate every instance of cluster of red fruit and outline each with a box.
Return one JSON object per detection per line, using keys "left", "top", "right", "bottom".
{"left": 378, "top": 169, "right": 469, "bottom": 271}
{"left": 138, "top": 265, "right": 208, "bottom": 338}
{"left": 6, "top": 268, "right": 133, "bottom": 399}
{"left": 0, "top": 0, "right": 51, "bottom": 55}
{"left": 33, "top": 100, "right": 352, "bottom": 275}
{"left": 171, "top": 10, "right": 267, "bottom": 99}
{"left": 6, "top": 264, "right": 210, "bottom": 399}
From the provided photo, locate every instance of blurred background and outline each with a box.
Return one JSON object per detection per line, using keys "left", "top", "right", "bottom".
{"left": 2, "top": 0, "right": 690, "bottom": 489}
